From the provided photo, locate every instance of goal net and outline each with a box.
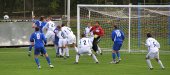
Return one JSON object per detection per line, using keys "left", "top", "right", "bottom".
{"left": 77, "top": 5, "right": 170, "bottom": 53}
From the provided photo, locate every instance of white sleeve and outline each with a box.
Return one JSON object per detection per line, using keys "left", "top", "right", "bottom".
{"left": 156, "top": 40, "right": 160, "bottom": 48}
{"left": 88, "top": 39, "right": 92, "bottom": 47}
{"left": 145, "top": 39, "right": 150, "bottom": 47}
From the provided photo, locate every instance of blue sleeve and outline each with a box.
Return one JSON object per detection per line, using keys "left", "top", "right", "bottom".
{"left": 111, "top": 31, "right": 115, "bottom": 41}
{"left": 121, "top": 31, "right": 125, "bottom": 41}
{"left": 42, "top": 34, "right": 47, "bottom": 44}
{"left": 30, "top": 33, "right": 34, "bottom": 42}
{"left": 35, "top": 21, "right": 39, "bottom": 26}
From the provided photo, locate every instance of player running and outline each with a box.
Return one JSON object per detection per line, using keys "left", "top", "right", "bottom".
{"left": 145, "top": 33, "right": 165, "bottom": 70}
{"left": 61, "top": 24, "right": 78, "bottom": 56}
{"left": 74, "top": 34, "right": 99, "bottom": 64}
{"left": 110, "top": 25, "right": 125, "bottom": 64}
{"left": 43, "top": 16, "right": 56, "bottom": 43}
{"left": 30, "top": 27, "right": 54, "bottom": 69}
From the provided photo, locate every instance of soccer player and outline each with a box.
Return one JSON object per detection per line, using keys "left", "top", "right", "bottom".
{"left": 54, "top": 26, "right": 59, "bottom": 57}
{"left": 110, "top": 25, "right": 125, "bottom": 64}
{"left": 30, "top": 27, "right": 54, "bottom": 69}
{"left": 145, "top": 33, "right": 165, "bottom": 70}
{"left": 61, "top": 24, "right": 78, "bottom": 55}
{"left": 90, "top": 21, "right": 104, "bottom": 55}
{"left": 74, "top": 34, "right": 99, "bottom": 64}
{"left": 28, "top": 16, "right": 47, "bottom": 56}
{"left": 57, "top": 25, "right": 69, "bottom": 58}
{"left": 84, "top": 22, "right": 94, "bottom": 42}
{"left": 43, "top": 16, "right": 56, "bottom": 43}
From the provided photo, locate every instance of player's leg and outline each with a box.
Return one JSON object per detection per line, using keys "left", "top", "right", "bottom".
{"left": 115, "top": 43, "right": 122, "bottom": 63}
{"left": 75, "top": 53, "right": 80, "bottom": 64}
{"left": 97, "top": 45, "right": 102, "bottom": 55}
{"left": 88, "top": 50, "right": 99, "bottom": 63}
{"left": 34, "top": 48, "right": 41, "bottom": 69}
{"left": 58, "top": 39, "right": 63, "bottom": 57}
{"left": 54, "top": 36, "right": 59, "bottom": 57}
{"left": 63, "top": 39, "right": 69, "bottom": 58}
{"left": 110, "top": 42, "right": 118, "bottom": 64}
{"left": 28, "top": 42, "right": 34, "bottom": 56}
{"left": 42, "top": 47, "right": 54, "bottom": 68}
{"left": 155, "top": 52, "right": 165, "bottom": 69}
{"left": 92, "top": 38, "right": 98, "bottom": 53}
{"left": 146, "top": 52, "right": 153, "bottom": 70}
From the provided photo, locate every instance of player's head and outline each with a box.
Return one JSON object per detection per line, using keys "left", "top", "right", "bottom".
{"left": 81, "top": 34, "right": 86, "bottom": 38}
{"left": 57, "top": 25, "right": 62, "bottom": 31}
{"left": 95, "top": 21, "right": 100, "bottom": 26}
{"left": 113, "top": 25, "right": 118, "bottom": 29}
{"left": 87, "top": 22, "right": 91, "bottom": 27}
{"left": 35, "top": 27, "right": 39, "bottom": 31}
{"left": 61, "top": 23, "right": 66, "bottom": 27}
{"left": 147, "top": 33, "right": 152, "bottom": 37}
{"left": 47, "top": 16, "right": 52, "bottom": 21}
{"left": 40, "top": 16, "right": 45, "bottom": 21}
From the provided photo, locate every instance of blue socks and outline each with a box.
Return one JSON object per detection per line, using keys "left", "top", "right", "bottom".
{"left": 34, "top": 58, "right": 40, "bottom": 66}
{"left": 116, "top": 52, "right": 120, "bottom": 58}
{"left": 46, "top": 57, "right": 51, "bottom": 65}
{"left": 29, "top": 45, "right": 33, "bottom": 51}
{"left": 112, "top": 53, "right": 116, "bottom": 61}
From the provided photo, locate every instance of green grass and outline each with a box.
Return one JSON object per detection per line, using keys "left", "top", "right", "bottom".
{"left": 0, "top": 48, "right": 170, "bottom": 75}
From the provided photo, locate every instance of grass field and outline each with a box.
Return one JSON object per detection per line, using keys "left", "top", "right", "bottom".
{"left": 0, "top": 48, "right": 170, "bottom": 75}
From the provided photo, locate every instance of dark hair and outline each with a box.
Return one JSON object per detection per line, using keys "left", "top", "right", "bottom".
{"left": 61, "top": 24, "right": 65, "bottom": 27}
{"left": 113, "top": 25, "right": 118, "bottom": 29}
{"left": 95, "top": 21, "right": 100, "bottom": 25}
{"left": 57, "top": 25, "right": 61, "bottom": 29}
{"left": 81, "top": 34, "right": 85, "bottom": 37}
{"left": 40, "top": 16, "right": 45, "bottom": 21}
{"left": 147, "top": 33, "right": 152, "bottom": 37}
{"left": 35, "top": 27, "right": 39, "bottom": 31}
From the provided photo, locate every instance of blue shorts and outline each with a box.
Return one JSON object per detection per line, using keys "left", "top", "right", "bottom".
{"left": 34, "top": 47, "right": 47, "bottom": 55}
{"left": 112, "top": 42, "right": 123, "bottom": 51}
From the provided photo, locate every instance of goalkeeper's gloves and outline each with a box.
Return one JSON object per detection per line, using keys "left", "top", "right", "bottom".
{"left": 94, "top": 34, "right": 98, "bottom": 38}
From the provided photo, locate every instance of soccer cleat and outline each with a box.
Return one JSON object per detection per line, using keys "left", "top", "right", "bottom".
{"left": 96, "top": 62, "right": 99, "bottom": 64}
{"left": 110, "top": 61, "right": 117, "bottom": 64}
{"left": 149, "top": 68, "right": 154, "bottom": 70}
{"left": 38, "top": 66, "right": 41, "bottom": 69}
{"left": 28, "top": 51, "right": 31, "bottom": 56}
{"left": 74, "top": 62, "right": 78, "bottom": 64}
{"left": 49, "top": 65, "right": 54, "bottom": 68}
{"left": 100, "top": 53, "right": 103, "bottom": 55}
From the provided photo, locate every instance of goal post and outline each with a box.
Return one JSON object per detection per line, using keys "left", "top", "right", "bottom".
{"left": 77, "top": 4, "right": 170, "bottom": 53}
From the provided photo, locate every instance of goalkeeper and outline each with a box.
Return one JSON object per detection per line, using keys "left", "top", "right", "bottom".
{"left": 90, "top": 21, "right": 104, "bottom": 54}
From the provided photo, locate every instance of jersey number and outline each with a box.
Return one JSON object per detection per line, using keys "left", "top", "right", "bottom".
{"left": 83, "top": 40, "right": 86, "bottom": 45}
{"left": 153, "top": 42, "right": 156, "bottom": 47}
{"left": 37, "top": 34, "right": 40, "bottom": 39}
{"left": 115, "top": 30, "right": 121, "bottom": 37}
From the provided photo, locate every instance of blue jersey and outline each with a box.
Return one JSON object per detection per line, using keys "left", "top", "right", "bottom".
{"left": 53, "top": 28, "right": 59, "bottom": 45}
{"left": 30, "top": 31, "right": 47, "bottom": 48}
{"left": 35, "top": 20, "right": 46, "bottom": 33}
{"left": 111, "top": 29, "right": 125, "bottom": 43}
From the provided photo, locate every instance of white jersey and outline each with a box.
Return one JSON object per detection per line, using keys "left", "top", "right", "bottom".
{"left": 43, "top": 21, "right": 56, "bottom": 32}
{"left": 84, "top": 26, "right": 93, "bottom": 37}
{"left": 79, "top": 37, "right": 92, "bottom": 49}
{"left": 145, "top": 37, "right": 160, "bottom": 52}
{"left": 61, "top": 26, "right": 74, "bottom": 38}
{"left": 57, "top": 31, "right": 67, "bottom": 39}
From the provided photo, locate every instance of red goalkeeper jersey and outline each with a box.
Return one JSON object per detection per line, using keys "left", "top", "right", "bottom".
{"left": 90, "top": 26, "right": 104, "bottom": 36}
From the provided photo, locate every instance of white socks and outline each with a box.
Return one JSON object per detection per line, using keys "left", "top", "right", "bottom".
{"left": 92, "top": 54, "right": 98, "bottom": 62}
{"left": 146, "top": 59, "right": 153, "bottom": 68}
{"left": 75, "top": 54, "right": 79, "bottom": 62}
{"left": 158, "top": 60, "right": 165, "bottom": 69}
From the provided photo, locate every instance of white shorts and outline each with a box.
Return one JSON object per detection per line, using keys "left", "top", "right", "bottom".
{"left": 45, "top": 31, "right": 55, "bottom": 42}
{"left": 146, "top": 51, "right": 159, "bottom": 59}
{"left": 58, "top": 39, "right": 67, "bottom": 47}
{"left": 78, "top": 47, "right": 92, "bottom": 55}
{"left": 67, "top": 34, "right": 76, "bottom": 44}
